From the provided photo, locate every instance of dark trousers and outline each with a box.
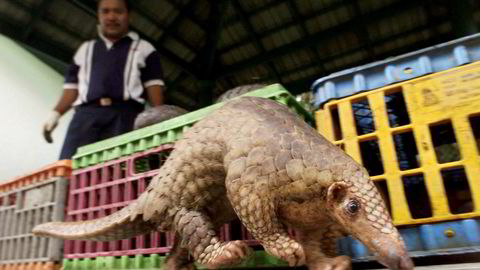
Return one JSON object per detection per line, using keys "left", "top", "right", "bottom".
{"left": 59, "top": 102, "right": 143, "bottom": 159}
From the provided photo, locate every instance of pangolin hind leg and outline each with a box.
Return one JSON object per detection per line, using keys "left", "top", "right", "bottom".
{"left": 173, "top": 208, "right": 252, "bottom": 269}
{"left": 297, "top": 223, "right": 351, "bottom": 270}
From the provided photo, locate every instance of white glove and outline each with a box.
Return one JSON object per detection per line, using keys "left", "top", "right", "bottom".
{"left": 43, "top": 111, "right": 61, "bottom": 143}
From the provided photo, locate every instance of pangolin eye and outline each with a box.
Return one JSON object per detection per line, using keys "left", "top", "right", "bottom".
{"left": 346, "top": 200, "right": 360, "bottom": 215}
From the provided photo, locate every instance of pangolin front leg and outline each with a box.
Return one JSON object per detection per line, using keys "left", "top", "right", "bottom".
{"left": 173, "top": 208, "right": 252, "bottom": 269}
{"left": 225, "top": 167, "right": 305, "bottom": 266}
{"left": 164, "top": 233, "right": 195, "bottom": 270}
{"left": 297, "top": 223, "right": 351, "bottom": 270}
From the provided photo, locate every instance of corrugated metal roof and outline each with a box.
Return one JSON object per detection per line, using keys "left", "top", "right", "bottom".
{"left": 0, "top": 0, "right": 477, "bottom": 110}
{"left": 0, "top": 1, "right": 30, "bottom": 24}
{"left": 36, "top": 20, "right": 81, "bottom": 51}
{"left": 48, "top": 1, "right": 96, "bottom": 40}
{"left": 180, "top": 21, "right": 204, "bottom": 45}
{"left": 240, "top": 0, "right": 276, "bottom": 12}
{"left": 130, "top": 11, "right": 163, "bottom": 40}
{"left": 140, "top": 0, "right": 177, "bottom": 25}
{"left": 312, "top": 33, "right": 480, "bottom": 107}
{"left": 164, "top": 37, "right": 195, "bottom": 62}
{"left": 249, "top": 3, "right": 292, "bottom": 33}
{"left": 219, "top": 22, "right": 249, "bottom": 49}
{"left": 22, "top": 0, "right": 41, "bottom": 8}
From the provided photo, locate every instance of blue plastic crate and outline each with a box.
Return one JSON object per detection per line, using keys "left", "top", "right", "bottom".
{"left": 312, "top": 33, "right": 480, "bottom": 108}
{"left": 338, "top": 218, "right": 480, "bottom": 261}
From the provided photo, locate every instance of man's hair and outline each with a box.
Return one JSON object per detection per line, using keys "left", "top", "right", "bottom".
{"left": 96, "top": 0, "right": 131, "bottom": 11}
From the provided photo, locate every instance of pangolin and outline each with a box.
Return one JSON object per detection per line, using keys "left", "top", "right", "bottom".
{"left": 215, "top": 83, "right": 268, "bottom": 103}
{"left": 134, "top": 105, "right": 189, "bottom": 130}
{"left": 33, "top": 96, "right": 414, "bottom": 270}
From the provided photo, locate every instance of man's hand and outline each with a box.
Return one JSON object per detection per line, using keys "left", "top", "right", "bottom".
{"left": 146, "top": 85, "right": 165, "bottom": 107}
{"left": 43, "top": 111, "right": 61, "bottom": 143}
{"left": 43, "top": 88, "right": 77, "bottom": 143}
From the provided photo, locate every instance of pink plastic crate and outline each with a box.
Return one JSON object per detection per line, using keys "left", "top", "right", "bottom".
{"left": 64, "top": 145, "right": 176, "bottom": 258}
{"left": 64, "top": 144, "right": 269, "bottom": 258}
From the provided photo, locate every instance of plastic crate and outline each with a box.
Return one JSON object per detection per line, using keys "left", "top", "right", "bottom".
{"left": 315, "top": 61, "right": 480, "bottom": 226}
{"left": 339, "top": 218, "right": 480, "bottom": 261}
{"left": 64, "top": 84, "right": 311, "bottom": 259}
{"left": 0, "top": 262, "right": 62, "bottom": 270}
{"left": 0, "top": 161, "right": 71, "bottom": 264}
{"left": 72, "top": 84, "right": 314, "bottom": 169}
{"left": 315, "top": 58, "right": 480, "bottom": 261}
{"left": 65, "top": 145, "right": 259, "bottom": 259}
{"left": 65, "top": 144, "right": 273, "bottom": 258}
{"left": 65, "top": 145, "right": 173, "bottom": 258}
{"left": 312, "top": 33, "right": 480, "bottom": 108}
{"left": 62, "top": 251, "right": 287, "bottom": 270}
{"left": 315, "top": 61, "right": 480, "bottom": 259}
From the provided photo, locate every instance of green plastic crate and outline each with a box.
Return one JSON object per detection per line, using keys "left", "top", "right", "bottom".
{"left": 62, "top": 251, "right": 288, "bottom": 269}
{"left": 72, "top": 84, "right": 314, "bottom": 169}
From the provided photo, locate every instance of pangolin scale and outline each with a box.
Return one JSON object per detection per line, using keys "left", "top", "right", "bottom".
{"left": 34, "top": 96, "right": 414, "bottom": 270}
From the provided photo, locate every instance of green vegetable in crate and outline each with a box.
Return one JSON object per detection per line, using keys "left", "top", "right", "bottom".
{"left": 33, "top": 97, "right": 413, "bottom": 270}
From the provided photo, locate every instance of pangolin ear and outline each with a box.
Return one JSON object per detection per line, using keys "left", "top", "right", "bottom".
{"left": 327, "top": 181, "right": 348, "bottom": 206}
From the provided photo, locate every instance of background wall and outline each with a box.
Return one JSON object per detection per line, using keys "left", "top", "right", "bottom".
{"left": 0, "top": 34, "right": 72, "bottom": 182}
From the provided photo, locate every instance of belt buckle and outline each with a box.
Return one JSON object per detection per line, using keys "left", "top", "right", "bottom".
{"left": 99, "top": 97, "right": 112, "bottom": 106}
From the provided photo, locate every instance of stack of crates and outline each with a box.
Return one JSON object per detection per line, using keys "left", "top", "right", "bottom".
{"left": 313, "top": 33, "right": 480, "bottom": 260}
{"left": 62, "top": 84, "right": 313, "bottom": 269}
{"left": 0, "top": 161, "right": 71, "bottom": 270}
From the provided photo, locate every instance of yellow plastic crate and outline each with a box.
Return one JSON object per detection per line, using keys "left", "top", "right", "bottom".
{"left": 316, "top": 61, "right": 480, "bottom": 226}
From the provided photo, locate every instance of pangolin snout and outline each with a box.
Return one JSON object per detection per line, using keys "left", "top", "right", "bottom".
{"left": 373, "top": 240, "right": 414, "bottom": 270}
{"left": 387, "top": 255, "right": 414, "bottom": 270}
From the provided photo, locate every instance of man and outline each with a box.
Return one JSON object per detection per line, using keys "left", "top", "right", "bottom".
{"left": 43, "top": 0, "right": 165, "bottom": 159}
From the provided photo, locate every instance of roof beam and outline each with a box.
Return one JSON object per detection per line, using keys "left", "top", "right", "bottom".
{"left": 128, "top": 1, "right": 197, "bottom": 53}
{"left": 283, "top": 32, "right": 453, "bottom": 95}
{"left": 445, "top": 0, "right": 478, "bottom": 37}
{"left": 165, "top": 87, "right": 197, "bottom": 109}
{"left": 196, "top": 0, "right": 231, "bottom": 106}
{"left": 166, "top": 1, "right": 231, "bottom": 94}
{"left": 163, "top": 0, "right": 207, "bottom": 31}
{"left": 284, "top": 0, "right": 325, "bottom": 74}
{"left": 0, "top": 15, "right": 72, "bottom": 63}
{"left": 70, "top": 0, "right": 96, "bottom": 16}
{"left": 424, "top": 1, "right": 451, "bottom": 44}
{"left": 218, "top": 0, "right": 421, "bottom": 77}
{"left": 68, "top": 0, "right": 199, "bottom": 78}
{"left": 219, "top": 0, "right": 350, "bottom": 53}
{"left": 198, "top": 0, "right": 230, "bottom": 78}
{"left": 155, "top": 46, "right": 198, "bottom": 78}
{"left": 229, "top": 0, "right": 281, "bottom": 82}
{"left": 156, "top": 0, "right": 198, "bottom": 46}
{"left": 8, "top": 0, "right": 85, "bottom": 43}
{"left": 169, "top": 71, "right": 188, "bottom": 89}
{"left": 351, "top": 0, "right": 375, "bottom": 62}
{"left": 261, "top": 21, "right": 448, "bottom": 83}
{"left": 223, "top": 0, "right": 291, "bottom": 26}
{"left": 22, "top": 43, "right": 69, "bottom": 73}
{"left": 21, "top": 0, "right": 51, "bottom": 41}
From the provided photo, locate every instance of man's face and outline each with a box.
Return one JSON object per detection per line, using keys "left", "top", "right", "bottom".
{"left": 98, "top": 0, "right": 129, "bottom": 40}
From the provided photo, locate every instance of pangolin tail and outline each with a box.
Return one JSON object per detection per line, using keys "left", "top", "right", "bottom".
{"left": 32, "top": 202, "right": 155, "bottom": 241}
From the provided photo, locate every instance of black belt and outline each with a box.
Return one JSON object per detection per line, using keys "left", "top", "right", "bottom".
{"left": 81, "top": 98, "right": 144, "bottom": 110}
{"left": 98, "top": 97, "right": 114, "bottom": 106}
